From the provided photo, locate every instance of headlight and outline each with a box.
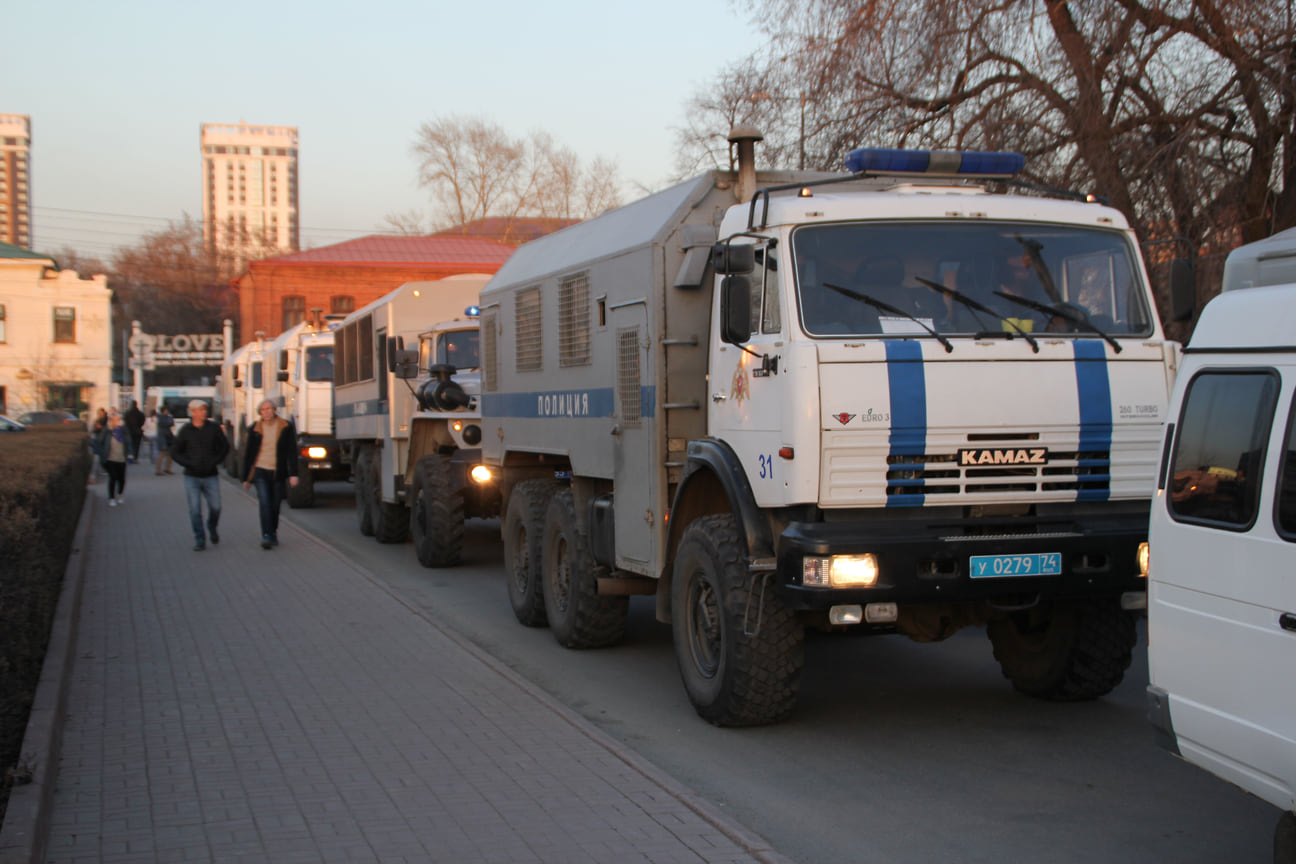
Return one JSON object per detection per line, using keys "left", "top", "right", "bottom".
{"left": 306, "top": 446, "right": 328, "bottom": 459}
{"left": 470, "top": 464, "right": 493, "bottom": 484}
{"left": 802, "top": 554, "right": 879, "bottom": 588}
{"left": 1137, "top": 541, "right": 1149, "bottom": 578}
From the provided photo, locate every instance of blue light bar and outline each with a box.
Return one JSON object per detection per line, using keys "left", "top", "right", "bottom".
{"left": 465, "top": 305, "right": 481, "bottom": 317}
{"left": 844, "top": 147, "right": 1025, "bottom": 177}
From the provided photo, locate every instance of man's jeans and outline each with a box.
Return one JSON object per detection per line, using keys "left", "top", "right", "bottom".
{"left": 183, "top": 474, "right": 221, "bottom": 543}
{"left": 252, "top": 468, "right": 283, "bottom": 540}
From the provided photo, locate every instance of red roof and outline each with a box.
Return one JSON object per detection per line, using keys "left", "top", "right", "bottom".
{"left": 257, "top": 234, "right": 515, "bottom": 266}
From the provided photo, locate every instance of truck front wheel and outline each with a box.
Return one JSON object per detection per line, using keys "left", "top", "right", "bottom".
{"left": 504, "top": 480, "right": 559, "bottom": 627}
{"left": 987, "top": 599, "right": 1135, "bottom": 701}
{"left": 286, "top": 463, "right": 314, "bottom": 509}
{"left": 410, "top": 454, "right": 464, "bottom": 567}
{"left": 542, "top": 489, "right": 627, "bottom": 649}
{"left": 354, "top": 448, "right": 375, "bottom": 536}
{"left": 671, "top": 514, "right": 803, "bottom": 727}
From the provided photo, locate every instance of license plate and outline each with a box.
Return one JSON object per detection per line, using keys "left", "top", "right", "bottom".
{"left": 969, "top": 553, "right": 1062, "bottom": 579}
{"left": 310, "top": 462, "right": 332, "bottom": 470}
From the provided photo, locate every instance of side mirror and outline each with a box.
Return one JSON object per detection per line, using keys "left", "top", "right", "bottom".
{"left": 386, "top": 335, "right": 405, "bottom": 372}
{"left": 278, "top": 350, "right": 289, "bottom": 371}
{"left": 392, "top": 349, "right": 420, "bottom": 379}
{"left": 233, "top": 378, "right": 243, "bottom": 389}
{"left": 712, "top": 241, "right": 755, "bottom": 275}
{"left": 276, "top": 370, "right": 289, "bottom": 382}
{"left": 1169, "top": 258, "right": 1195, "bottom": 322}
{"left": 720, "top": 275, "right": 752, "bottom": 344}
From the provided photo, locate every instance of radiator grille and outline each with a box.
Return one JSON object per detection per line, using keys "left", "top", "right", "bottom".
{"left": 558, "top": 271, "right": 591, "bottom": 367}
{"left": 515, "top": 287, "right": 542, "bottom": 372}
{"left": 884, "top": 450, "right": 1111, "bottom": 496}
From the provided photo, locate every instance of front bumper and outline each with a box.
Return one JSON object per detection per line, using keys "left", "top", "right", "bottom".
{"left": 774, "top": 508, "right": 1149, "bottom": 610}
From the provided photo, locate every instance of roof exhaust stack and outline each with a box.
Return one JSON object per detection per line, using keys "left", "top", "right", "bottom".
{"left": 728, "top": 125, "right": 764, "bottom": 204}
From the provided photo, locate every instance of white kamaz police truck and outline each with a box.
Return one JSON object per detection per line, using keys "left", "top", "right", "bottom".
{"left": 480, "top": 129, "right": 1189, "bottom": 726}
{"left": 334, "top": 275, "right": 501, "bottom": 566}
{"left": 265, "top": 317, "right": 347, "bottom": 508}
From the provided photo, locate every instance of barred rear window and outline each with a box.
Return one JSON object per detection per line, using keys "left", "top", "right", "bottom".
{"left": 516, "top": 287, "right": 543, "bottom": 372}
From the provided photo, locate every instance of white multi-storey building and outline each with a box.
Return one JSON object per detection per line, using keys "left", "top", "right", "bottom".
{"left": 200, "top": 122, "right": 299, "bottom": 260}
{"left": 0, "top": 114, "right": 31, "bottom": 250}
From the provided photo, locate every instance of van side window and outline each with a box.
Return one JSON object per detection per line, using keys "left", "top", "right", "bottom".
{"left": 1168, "top": 370, "right": 1278, "bottom": 530}
{"left": 1274, "top": 396, "right": 1296, "bottom": 538}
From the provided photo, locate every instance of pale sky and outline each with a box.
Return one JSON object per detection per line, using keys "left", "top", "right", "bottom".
{"left": 6, "top": 0, "right": 766, "bottom": 260}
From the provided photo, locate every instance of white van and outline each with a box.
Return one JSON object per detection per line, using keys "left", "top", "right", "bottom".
{"left": 1147, "top": 281, "right": 1296, "bottom": 861}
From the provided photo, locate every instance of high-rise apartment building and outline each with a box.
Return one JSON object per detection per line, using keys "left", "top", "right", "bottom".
{"left": 200, "top": 122, "right": 299, "bottom": 259}
{"left": 0, "top": 114, "right": 32, "bottom": 249}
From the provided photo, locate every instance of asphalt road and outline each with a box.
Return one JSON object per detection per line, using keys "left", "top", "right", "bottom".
{"left": 275, "top": 479, "right": 1278, "bottom": 864}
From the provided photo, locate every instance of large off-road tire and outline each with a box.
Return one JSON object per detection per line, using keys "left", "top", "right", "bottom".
{"left": 987, "top": 598, "right": 1136, "bottom": 701}
{"left": 368, "top": 450, "right": 408, "bottom": 543}
{"left": 671, "top": 514, "right": 804, "bottom": 727}
{"left": 410, "top": 454, "right": 464, "bottom": 567}
{"left": 504, "top": 480, "right": 559, "bottom": 627}
{"left": 354, "top": 447, "right": 375, "bottom": 536}
{"left": 286, "top": 464, "right": 314, "bottom": 509}
{"left": 542, "top": 489, "right": 628, "bottom": 649}
{"left": 1275, "top": 810, "right": 1296, "bottom": 864}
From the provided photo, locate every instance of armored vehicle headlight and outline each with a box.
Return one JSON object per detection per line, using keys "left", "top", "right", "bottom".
{"left": 802, "top": 554, "right": 879, "bottom": 588}
{"left": 470, "top": 464, "right": 493, "bottom": 484}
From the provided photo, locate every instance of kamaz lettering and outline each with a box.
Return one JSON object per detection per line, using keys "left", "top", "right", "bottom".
{"left": 959, "top": 448, "right": 1049, "bottom": 466}
{"left": 537, "top": 392, "right": 590, "bottom": 417}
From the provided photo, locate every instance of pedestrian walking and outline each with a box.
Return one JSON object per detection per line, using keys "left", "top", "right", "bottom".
{"left": 124, "top": 400, "right": 145, "bottom": 463}
{"left": 155, "top": 406, "right": 175, "bottom": 474}
{"left": 89, "top": 407, "right": 109, "bottom": 482}
{"left": 170, "top": 400, "right": 229, "bottom": 551}
{"left": 95, "top": 412, "right": 129, "bottom": 507}
{"left": 142, "top": 410, "right": 158, "bottom": 463}
{"left": 241, "top": 399, "right": 299, "bottom": 549}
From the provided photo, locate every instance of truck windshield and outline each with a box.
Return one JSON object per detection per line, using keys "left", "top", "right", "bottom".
{"left": 305, "top": 346, "right": 334, "bottom": 382}
{"left": 792, "top": 222, "right": 1153, "bottom": 339}
{"left": 437, "top": 329, "right": 480, "bottom": 370}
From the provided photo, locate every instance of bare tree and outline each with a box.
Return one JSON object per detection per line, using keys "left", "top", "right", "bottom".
{"left": 410, "top": 116, "right": 622, "bottom": 229}
{"left": 683, "top": 0, "right": 1295, "bottom": 294}
{"left": 111, "top": 217, "right": 239, "bottom": 337}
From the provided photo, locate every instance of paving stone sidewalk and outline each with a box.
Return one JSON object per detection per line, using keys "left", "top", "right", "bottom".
{"left": 19, "top": 469, "right": 789, "bottom": 864}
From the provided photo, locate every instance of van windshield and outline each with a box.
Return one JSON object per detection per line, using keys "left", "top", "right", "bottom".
{"left": 437, "top": 329, "right": 480, "bottom": 370}
{"left": 792, "top": 222, "right": 1153, "bottom": 339}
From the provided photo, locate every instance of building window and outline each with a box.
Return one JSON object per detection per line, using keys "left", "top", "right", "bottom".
{"left": 331, "top": 295, "right": 355, "bottom": 315}
{"left": 282, "top": 295, "right": 306, "bottom": 330}
{"left": 53, "top": 307, "right": 76, "bottom": 343}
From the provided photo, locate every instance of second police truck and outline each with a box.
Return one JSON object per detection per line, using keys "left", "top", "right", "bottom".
{"left": 333, "top": 275, "right": 502, "bottom": 566}
{"left": 479, "top": 129, "right": 1189, "bottom": 726}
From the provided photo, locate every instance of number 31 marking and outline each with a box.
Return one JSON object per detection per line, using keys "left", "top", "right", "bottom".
{"left": 758, "top": 454, "right": 774, "bottom": 479}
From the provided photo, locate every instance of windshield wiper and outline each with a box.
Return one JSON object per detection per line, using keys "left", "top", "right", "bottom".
{"left": 823, "top": 282, "right": 953, "bottom": 352}
{"left": 1014, "top": 236, "right": 1063, "bottom": 305}
{"left": 915, "top": 276, "right": 1039, "bottom": 353}
{"left": 993, "top": 291, "right": 1122, "bottom": 353}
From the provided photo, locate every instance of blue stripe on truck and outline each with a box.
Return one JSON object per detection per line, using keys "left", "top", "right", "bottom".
{"left": 1073, "top": 340, "right": 1113, "bottom": 502}
{"left": 885, "top": 341, "right": 927, "bottom": 507}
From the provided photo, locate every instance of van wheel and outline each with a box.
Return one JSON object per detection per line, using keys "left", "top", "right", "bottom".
{"left": 1276, "top": 811, "right": 1296, "bottom": 864}
{"left": 354, "top": 448, "right": 375, "bottom": 536}
{"left": 369, "top": 451, "right": 408, "bottom": 543}
{"left": 410, "top": 454, "right": 463, "bottom": 567}
{"left": 987, "top": 599, "right": 1135, "bottom": 701}
{"left": 286, "top": 465, "right": 314, "bottom": 509}
{"left": 671, "top": 514, "right": 804, "bottom": 726}
{"left": 504, "top": 480, "right": 558, "bottom": 627}
{"left": 542, "top": 489, "right": 627, "bottom": 649}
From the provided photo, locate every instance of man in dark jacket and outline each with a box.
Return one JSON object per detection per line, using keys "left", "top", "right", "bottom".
{"left": 241, "top": 399, "right": 300, "bottom": 549}
{"left": 171, "top": 400, "right": 229, "bottom": 551}
{"left": 123, "top": 400, "right": 145, "bottom": 463}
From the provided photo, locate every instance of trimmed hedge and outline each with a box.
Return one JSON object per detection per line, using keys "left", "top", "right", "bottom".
{"left": 0, "top": 427, "right": 89, "bottom": 825}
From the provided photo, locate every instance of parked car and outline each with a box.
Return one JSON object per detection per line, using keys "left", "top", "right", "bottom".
{"left": 17, "top": 410, "right": 81, "bottom": 426}
{"left": 0, "top": 415, "right": 28, "bottom": 432}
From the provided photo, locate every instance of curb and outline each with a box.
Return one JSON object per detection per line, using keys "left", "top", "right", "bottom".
{"left": 0, "top": 491, "right": 95, "bottom": 864}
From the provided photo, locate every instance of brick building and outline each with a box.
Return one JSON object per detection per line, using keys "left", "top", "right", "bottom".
{"left": 232, "top": 234, "right": 515, "bottom": 343}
